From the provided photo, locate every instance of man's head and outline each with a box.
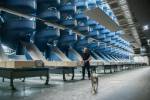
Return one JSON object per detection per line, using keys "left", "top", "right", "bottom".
{"left": 83, "top": 47, "right": 88, "bottom": 53}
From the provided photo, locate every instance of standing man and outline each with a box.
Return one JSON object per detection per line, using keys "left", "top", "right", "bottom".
{"left": 82, "top": 47, "right": 92, "bottom": 80}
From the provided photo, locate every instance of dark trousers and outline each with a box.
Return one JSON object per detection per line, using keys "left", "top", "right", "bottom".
{"left": 82, "top": 63, "right": 91, "bottom": 79}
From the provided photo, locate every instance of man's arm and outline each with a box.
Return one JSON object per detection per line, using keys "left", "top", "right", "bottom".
{"left": 88, "top": 51, "right": 92, "bottom": 61}
{"left": 85, "top": 55, "right": 92, "bottom": 62}
{"left": 88, "top": 56, "right": 92, "bottom": 61}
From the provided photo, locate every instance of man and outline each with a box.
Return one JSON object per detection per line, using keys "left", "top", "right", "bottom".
{"left": 82, "top": 47, "right": 92, "bottom": 80}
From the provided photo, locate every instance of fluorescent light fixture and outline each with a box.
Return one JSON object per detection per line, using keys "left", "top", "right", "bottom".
{"left": 1, "top": 44, "right": 8, "bottom": 50}
{"left": 29, "top": 17, "right": 35, "bottom": 21}
{"left": 143, "top": 25, "right": 149, "bottom": 31}
{"left": 147, "top": 39, "right": 150, "bottom": 45}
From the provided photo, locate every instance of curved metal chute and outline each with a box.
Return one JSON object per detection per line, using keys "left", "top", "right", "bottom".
{"left": 22, "top": 42, "right": 46, "bottom": 61}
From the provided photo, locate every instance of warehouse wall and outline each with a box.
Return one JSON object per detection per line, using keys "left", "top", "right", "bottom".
{"left": 133, "top": 55, "right": 149, "bottom": 65}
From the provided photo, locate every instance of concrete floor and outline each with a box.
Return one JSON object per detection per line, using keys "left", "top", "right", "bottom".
{"left": 0, "top": 67, "right": 150, "bottom": 100}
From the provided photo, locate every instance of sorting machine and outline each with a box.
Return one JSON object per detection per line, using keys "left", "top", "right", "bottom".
{"left": 0, "top": 0, "right": 147, "bottom": 90}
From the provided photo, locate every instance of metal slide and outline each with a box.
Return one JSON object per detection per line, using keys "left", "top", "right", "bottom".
{"left": 45, "top": 47, "right": 81, "bottom": 81}
{"left": 0, "top": 42, "right": 36, "bottom": 68}
{"left": 68, "top": 48, "right": 83, "bottom": 61}
{"left": 45, "top": 47, "right": 81, "bottom": 67}
{"left": 68, "top": 48, "right": 104, "bottom": 66}
{"left": 8, "top": 55, "right": 27, "bottom": 61}
{"left": 49, "top": 47, "right": 71, "bottom": 61}
{"left": 91, "top": 51, "right": 104, "bottom": 61}
{"left": 22, "top": 42, "right": 46, "bottom": 61}
{"left": 23, "top": 43, "right": 81, "bottom": 67}
{"left": 22, "top": 42, "right": 70, "bottom": 61}
{"left": 98, "top": 52, "right": 110, "bottom": 62}
{"left": 0, "top": 43, "right": 8, "bottom": 61}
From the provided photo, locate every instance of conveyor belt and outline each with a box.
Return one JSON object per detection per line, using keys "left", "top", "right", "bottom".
{"left": 0, "top": 60, "right": 36, "bottom": 68}
{"left": 44, "top": 61, "right": 83, "bottom": 68}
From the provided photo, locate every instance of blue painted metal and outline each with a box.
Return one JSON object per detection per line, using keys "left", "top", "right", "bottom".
{"left": 104, "top": 36, "right": 111, "bottom": 43}
{"left": 7, "top": 0, "right": 37, "bottom": 14}
{"left": 0, "top": 0, "right": 134, "bottom": 62}
{"left": 59, "top": 1, "right": 78, "bottom": 50}
{"left": 38, "top": 0, "right": 60, "bottom": 7}
{"left": 94, "top": 24, "right": 104, "bottom": 31}
{"left": 75, "top": 37, "right": 89, "bottom": 51}
{"left": 61, "top": 19, "right": 77, "bottom": 28}
{"left": 91, "top": 50, "right": 104, "bottom": 60}
{"left": 34, "top": 26, "right": 60, "bottom": 51}
{"left": 96, "top": 0, "right": 102, "bottom": 5}
{"left": 35, "top": 27, "right": 60, "bottom": 39}
{"left": 75, "top": 0, "right": 88, "bottom": 9}
{"left": 88, "top": 0, "right": 97, "bottom": 9}
{"left": 97, "top": 33, "right": 106, "bottom": 40}
{"left": 60, "top": 30, "right": 78, "bottom": 45}
{"left": 60, "top": 3, "right": 76, "bottom": 14}
{"left": 87, "top": 19, "right": 97, "bottom": 26}
{"left": 100, "top": 28, "right": 110, "bottom": 34}
{"left": 106, "top": 32, "right": 115, "bottom": 37}
{"left": 75, "top": 13, "right": 89, "bottom": 21}
{"left": 87, "top": 42, "right": 98, "bottom": 50}
{"left": 77, "top": 25, "right": 90, "bottom": 34}
{"left": 38, "top": 7, "right": 60, "bottom": 22}
{"left": 88, "top": 30, "right": 99, "bottom": 38}
{"left": 0, "top": 1, "right": 36, "bottom": 55}
{"left": 4, "top": 18, "right": 35, "bottom": 31}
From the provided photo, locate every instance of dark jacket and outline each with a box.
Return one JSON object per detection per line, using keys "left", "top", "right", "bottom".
{"left": 82, "top": 52, "right": 91, "bottom": 66}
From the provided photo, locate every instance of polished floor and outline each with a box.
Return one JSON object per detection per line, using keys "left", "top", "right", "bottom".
{"left": 0, "top": 67, "right": 150, "bottom": 100}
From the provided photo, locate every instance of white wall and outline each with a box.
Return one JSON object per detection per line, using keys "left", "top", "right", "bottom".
{"left": 133, "top": 55, "right": 149, "bottom": 65}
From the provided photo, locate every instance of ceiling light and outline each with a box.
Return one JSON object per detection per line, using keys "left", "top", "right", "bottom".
{"left": 143, "top": 25, "right": 149, "bottom": 31}
{"left": 147, "top": 39, "right": 150, "bottom": 45}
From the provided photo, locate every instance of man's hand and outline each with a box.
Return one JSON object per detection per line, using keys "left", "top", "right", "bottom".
{"left": 81, "top": 60, "right": 84, "bottom": 64}
{"left": 84, "top": 59, "right": 89, "bottom": 63}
